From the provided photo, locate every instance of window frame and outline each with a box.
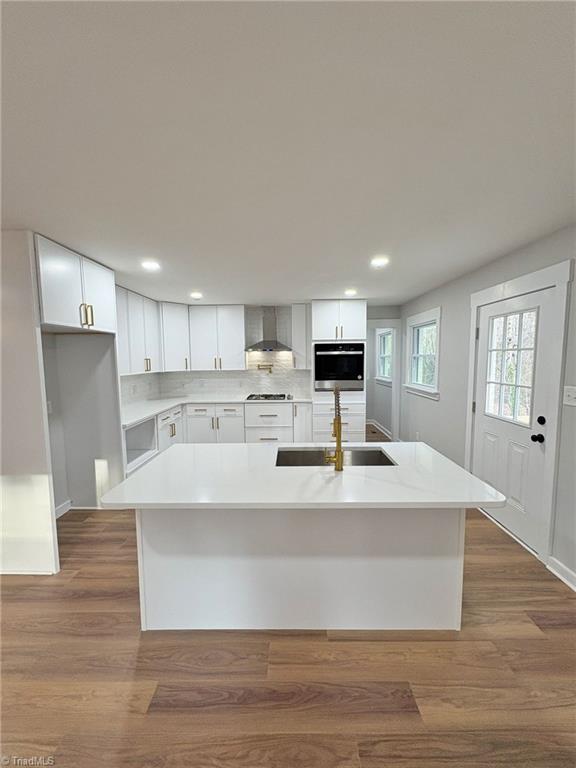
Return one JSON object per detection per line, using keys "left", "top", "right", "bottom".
{"left": 375, "top": 328, "right": 393, "bottom": 383}
{"left": 404, "top": 307, "right": 441, "bottom": 399}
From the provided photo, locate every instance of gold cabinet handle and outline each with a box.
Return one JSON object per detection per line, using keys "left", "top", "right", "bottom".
{"left": 214, "top": 357, "right": 217, "bottom": 369}
{"left": 185, "top": 357, "right": 189, "bottom": 370}
{"left": 219, "top": 357, "right": 222, "bottom": 370}
{"left": 223, "top": 408, "right": 236, "bottom": 412}
{"left": 216, "top": 416, "right": 220, "bottom": 430}
{"left": 335, "top": 325, "right": 338, "bottom": 339}
{"left": 211, "top": 416, "right": 215, "bottom": 430}
{"left": 80, "top": 303, "right": 88, "bottom": 327}
{"left": 86, "top": 304, "right": 94, "bottom": 327}
{"left": 340, "top": 324, "right": 343, "bottom": 338}
{"left": 294, "top": 404, "right": 298, "bottom": 417}
{"left": 259, "top": 437, "right": 279, "bottom": 441}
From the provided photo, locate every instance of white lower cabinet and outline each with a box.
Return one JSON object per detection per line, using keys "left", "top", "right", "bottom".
{"left": 245, "top": 426, "right": 294, "bottom": 444}
{"left": 313, "top": 399, "right": 366, "bottom": 442}
{"left": 186, "top": 404, "right": 246, "bottom": 443}
{"left": 157, "top": 408, "right": 184, "bottom": 451}
{"left": 293, "top": 402, "right": 313, "bottom": 441}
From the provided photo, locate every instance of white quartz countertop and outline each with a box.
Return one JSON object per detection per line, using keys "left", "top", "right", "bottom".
{"left": 101, "top": 442, "right": 506, "bottom": 510}
{"left": 121, "top": 396, "right": 312, "bottom": 428}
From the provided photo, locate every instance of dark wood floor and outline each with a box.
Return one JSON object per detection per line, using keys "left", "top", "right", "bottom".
{"left": 365, "top": 424, "right": 391, "bottom": 441}
{"left": 1, "top": 508, "right": 575, "bottom": 767}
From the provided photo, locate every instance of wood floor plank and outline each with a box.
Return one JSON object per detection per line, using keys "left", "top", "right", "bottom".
{"left": 357, "top": 730, "right": 576, "bottom": 767}
{"left": 412, "top": 680, "right": 576, "bottom": 729}
{"left": 146, "top": 680, "right": 422, "bottom": 733}
{"left": 493, "top": 638, "right": 576, "bottom": 679}
{"left": 267, "top": 640, "right": 516, "bottom": 683}
{"left": 528, "top": 611, "right": 576, "bottom": 630}
{"left": 55, "top": 733, "right": 362, "bottom": 768}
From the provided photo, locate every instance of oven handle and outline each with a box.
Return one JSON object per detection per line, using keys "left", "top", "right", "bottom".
{"left": 315, "top": 350, "right": 363, "bottom": 356}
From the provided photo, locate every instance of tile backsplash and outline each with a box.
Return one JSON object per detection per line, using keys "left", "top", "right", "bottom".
{"left": 121, "top": 362, "right": 311, "bottom": 404}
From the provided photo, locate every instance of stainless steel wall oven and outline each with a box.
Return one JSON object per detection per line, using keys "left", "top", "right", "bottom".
{"left": 313, "top": 342, "right": 365, "bottom": 391}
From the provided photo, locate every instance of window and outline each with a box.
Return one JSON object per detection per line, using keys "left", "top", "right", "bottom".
{"left": 484, "top": 309, "right": 537, "bottom": 426}
{"left": 376, "top": 329, "right": 393, "bottom": 380}
{"left": 405, "top": 307, "right": 441, "bottom": 397}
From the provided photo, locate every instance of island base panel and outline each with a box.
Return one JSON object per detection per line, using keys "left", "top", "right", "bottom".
{"left": 135, "top": 507, "right": 465, "bottom": 631}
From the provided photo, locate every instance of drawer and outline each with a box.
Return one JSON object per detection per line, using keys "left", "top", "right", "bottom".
{"left": 245, "top": 403, "right": 293, "bottom": 427}
{"left": 313, "top": 402, "right": 366, "bottom": 416}
{"left": 186, "top": 404, "right": 216, "bottom": 417}
{"left": 313, "top": 430, "right": 366, "bottom": 444}
{"left": 245, "top": 426, "right": 294, "bottom": 443}
{"left": 216, "top": 404, "right": 244, "bottom": 418}
{"left": 313, "top": 414, "right": 366, "bottom": 432}
{"left": 157, "top": 410, "right": 172, "bottom": 424}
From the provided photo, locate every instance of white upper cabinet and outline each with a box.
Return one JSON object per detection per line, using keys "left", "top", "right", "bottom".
{"left": 339, "top": 299, "right": 367, "bottom": 340}
{"left": 161, "top": 302, "right": 190, "bottom": 371}
{"left": 115, "top": 287, "right": 131, "bottom": 375}
{"left": 311, "top": 300, "right": 366, "bottom": 340}
{"left": 217, "top": 305, "right": 246, "bottom": 370}
{"left": 36, "top": 235, "right": 84, "bottom": 328}
{"left": 291, "top": 303, "right": 311, "bottom": 369}
{"left": 81, "top": 257, "right": 117, "bottom": 332}
{"left": 143, "top": 297, "right": 162, "bottom": 371}
{"left": 188, "top": 305, "right": 246, "bottom": 371}
{"left": 127, "top": 291, "right": 147, "bottom": 374}
{"left": 189, "top": 306, "right": 219, "bottom": 370}
{"left": 36, "top": 235, "right": 116, "bottom": 332}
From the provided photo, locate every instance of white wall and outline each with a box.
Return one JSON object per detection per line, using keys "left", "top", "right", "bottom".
{"left": 366, "top": 313, "right": 401, "bottom": 435}
{"left": 42, "top": 334, "right": 69, "bottom": 512}
{"left": 399, "top": 225, "right": 575, "bottom": 574}
{"left": 1, "top": 230, "right": 59, "bottom": 573}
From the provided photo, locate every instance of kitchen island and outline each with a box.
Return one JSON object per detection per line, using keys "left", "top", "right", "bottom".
{"left": 101, "top": 442, "right": 505, "bottom": 631}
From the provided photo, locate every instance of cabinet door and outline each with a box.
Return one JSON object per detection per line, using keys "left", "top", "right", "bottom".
{"left": 127, "top": 291, "right": 146, "bottom": 374}
{"left": 157, "top": 414, "right": 172, "bottom": 452}
{"left": 36, "top": 235, "right": 84, "bottom": 328}
{"left": 339, "top": 300, "right": 367, "bottom": 340}
{"left": 115, "top": 287, "right": 131, "bottom": 375}
{"left": 82, "top": 257, "right": 117, "bottom": 333}
{"left": 143, "top": 297, "right": 162, "bottom": 371}
{"left": 186, "top": 415, "right": 217, "bottom": 443}
{"left": 171, "top": 416, "right": 184, "bottom": 444}
{"left": 293, "top": 402, "right": 313, "bottom": 441}
{"left": 291, "top": 304, "right": 310, "bottom": 369}
{"left": 217, "top": 306, "right": 246, "bottom": 370}
{"left": 189, "top": 306, "right": 219, "bottom": 370}
{"left": 161, "top": 303, "right": 190, "bottom": 371}
{"left": 216, "top": 413, "right": 245, "bottom": 443}
{"left": 311, "top": 301, "right": 339, "bottom": 340}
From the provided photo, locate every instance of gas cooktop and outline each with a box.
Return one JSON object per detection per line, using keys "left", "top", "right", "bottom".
{"left": 246, "top": 393, "right": 292, "bottom": 401}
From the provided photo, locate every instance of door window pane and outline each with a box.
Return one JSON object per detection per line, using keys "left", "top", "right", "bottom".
{"left": 484, "top": 308, "right": 537, "bottom": 425}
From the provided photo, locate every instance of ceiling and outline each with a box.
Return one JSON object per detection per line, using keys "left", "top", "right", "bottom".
{"left": 2, "top": 2, "right": 574, "bottom": 305}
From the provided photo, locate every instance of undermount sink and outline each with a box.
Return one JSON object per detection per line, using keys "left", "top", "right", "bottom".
{"left": 275, "top": 447, "right": 396, "bottom": 467}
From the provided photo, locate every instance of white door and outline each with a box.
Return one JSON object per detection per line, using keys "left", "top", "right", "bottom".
{"left": 36, "top": 235, "right": 84, "bottom": 328}
{"left": 472, "top": 287, "right": 559, "bottom": 555}
{"left": 217, "top": 306, "right": 246, "bottom": 370}
{"left": 216, "top": 413, "right": 245, "bottom": 443}
{"left": 312, "top": 301, "right": 340, "bottom": 340}
{"left": 161, "top": 303, "right": 190, "bottom": 371}
{"left": 115, "top": 287, "right": 131, "bottom": 375}
{"left": 81, "top": 258, "right": 117, "bottom": 333}
{"left": 339, "top": 300, "right": 367, "bottom": 340}
{"left": 293, "top": 402, "right": 313, "bottom": 441}
{"left": 189, "top": 306, "right": 219, "bottom": 370}
{"left": 143, "top": 297, "right": 162, "bottom": 371}
{"left": 127, "top": 291, "right": 146, "bottom": 374}
{"left": 186, "top": 414, "right": 217, "bottom": 443}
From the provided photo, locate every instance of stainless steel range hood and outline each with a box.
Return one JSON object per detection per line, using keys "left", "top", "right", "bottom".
{"left": 245, "top": 306, "right": 292, "bottom": 352}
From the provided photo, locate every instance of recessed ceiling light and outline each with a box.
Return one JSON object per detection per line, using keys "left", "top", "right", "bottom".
{"left": 370, "top": 255, "right": 390, "bottom": 269}
{"left": 141, "top": 260, "right": 161, "bottom": 272}
{"left": 344, "top": 288, "right": 358, "bottom": 297}
{"left": 190, "top": 291, "right": 203, "bottom": 300}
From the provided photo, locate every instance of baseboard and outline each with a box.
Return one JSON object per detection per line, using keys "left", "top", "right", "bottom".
{"left": 366, "top": 419, "right": 392, "bottom": 439}
{"left": 55, "top": 500, "right": 72, "bottom": 519}
{"left": 547, "top": 557, "right": 576, "bottom": 592}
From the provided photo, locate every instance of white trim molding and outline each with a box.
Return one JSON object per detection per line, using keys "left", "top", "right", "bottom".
{"left": 404, "top": 306, "right": 441, "bottom": 397}
{"left": 547, "top": 557, "right": 576, "bottom": 592}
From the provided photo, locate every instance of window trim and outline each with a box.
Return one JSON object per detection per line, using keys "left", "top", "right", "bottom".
{"left": 375, "top": 328, "right": 393, "bottom": 383}
{"left": 404, "top": 307, "right": 441, "bottom": 398}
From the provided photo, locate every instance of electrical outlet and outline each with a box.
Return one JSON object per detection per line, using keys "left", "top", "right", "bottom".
{"left": 415, "top": 431, "right": 420, "bottom": 441}
{"left": 564, "top": 385, "right": 576, "bottom": 407}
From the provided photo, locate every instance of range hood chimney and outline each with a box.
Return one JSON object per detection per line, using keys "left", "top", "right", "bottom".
{"left": 246, "top": 306, "right": 292, "bottom": 352}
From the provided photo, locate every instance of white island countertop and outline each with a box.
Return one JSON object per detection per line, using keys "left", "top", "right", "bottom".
{"left": 101, "top": 442, "right": 506, "bottom": 510}
{"left": 121, "top": 396, "right": 313, "bottom": 428}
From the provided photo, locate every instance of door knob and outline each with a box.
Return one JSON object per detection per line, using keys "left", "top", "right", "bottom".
{"left": 531, "top": 433, "right": 545, "bottom": 443}
{"left": 537, "top": 415, "right": 546, "bottom": 425}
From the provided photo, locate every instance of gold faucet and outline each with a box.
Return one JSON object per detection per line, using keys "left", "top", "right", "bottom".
{"left": 325, "top": 386, "right": 344, "bottom": 471}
